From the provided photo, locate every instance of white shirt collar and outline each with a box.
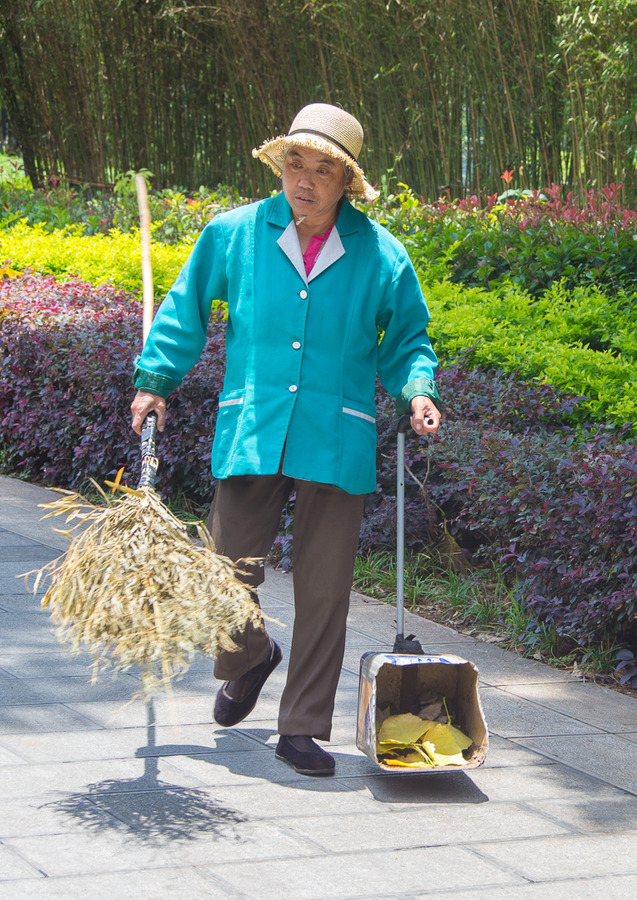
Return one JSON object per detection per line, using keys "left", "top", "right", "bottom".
{"left": 277, "top": 222, "right": 345, "bottom": 284}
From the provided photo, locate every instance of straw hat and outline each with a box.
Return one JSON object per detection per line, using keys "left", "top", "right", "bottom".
{"left": 253, "top": 103, "right": 378, "bottom": 203}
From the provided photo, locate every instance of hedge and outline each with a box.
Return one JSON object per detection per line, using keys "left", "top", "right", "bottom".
{"left": 2, "top": 273, "right": 635, "bottom": 647}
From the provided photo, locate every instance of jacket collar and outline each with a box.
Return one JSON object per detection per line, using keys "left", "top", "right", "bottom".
{"left": 277, "top": 221, "right": 345, "bottom": 284}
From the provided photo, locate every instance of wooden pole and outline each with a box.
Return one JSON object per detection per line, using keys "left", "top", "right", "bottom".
{"left": 135, "top": 173, "right": 154, "bottom": 345}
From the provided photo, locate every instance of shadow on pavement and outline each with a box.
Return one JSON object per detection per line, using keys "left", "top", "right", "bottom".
{"left": 42, "top": 699, "right": 249, "bottom": 846}
{"left": 351, "top": 771, "right": 489, "bottom": 805}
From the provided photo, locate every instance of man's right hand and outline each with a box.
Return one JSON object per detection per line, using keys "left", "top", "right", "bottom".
{"left": 131, "top": 390, "right": 167, "bottom": 435}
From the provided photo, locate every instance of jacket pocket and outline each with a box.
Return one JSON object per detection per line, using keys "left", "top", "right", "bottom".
{"left": 218, "top": 389, "right": 245, "bottom": 409}
{"left": 339, "top": 398, "right": 377, "bottom": 493}
{"left": 342, "top": 404, "right": 376, "bottom": 424}
{"left": 218, "top": 397, "right": 244, "bottom": 408}
{"left": 212, "top": 389, "right": 246, "bottom": 475}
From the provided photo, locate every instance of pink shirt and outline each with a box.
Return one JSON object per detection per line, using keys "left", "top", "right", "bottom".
{"left": 302, "top": 225, "right": 334, "bottom": 276}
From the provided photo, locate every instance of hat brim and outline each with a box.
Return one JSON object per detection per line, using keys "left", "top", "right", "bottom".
{"left": 252, "top": 133, "right": 379, "bottom": 203}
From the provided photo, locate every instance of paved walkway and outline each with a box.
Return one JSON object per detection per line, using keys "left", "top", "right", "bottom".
{"left": 1, "top": 474, "right": 637, "bottom": 899}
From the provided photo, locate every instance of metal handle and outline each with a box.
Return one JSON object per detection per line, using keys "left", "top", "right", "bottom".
{"left": 396, "top": 421, "right": 407, "bottom": 640}
{"left": 138, "top": 412, "right": 159, "bottom": 489}
{"left": 398, "top": 413, "right": 434, "bottom": 433}
{"left": 394, "top": 414, "right": 425, "bottom": 654}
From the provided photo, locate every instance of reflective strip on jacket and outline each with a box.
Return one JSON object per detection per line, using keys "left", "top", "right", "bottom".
{"left": 134, "top": 192, "right": 439, "bottom": 495}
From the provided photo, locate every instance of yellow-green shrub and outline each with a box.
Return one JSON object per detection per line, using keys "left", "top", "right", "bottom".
{"left": 425, "top": 279, "right": 637, "bottom": 428}
{"left": 0, "top": 221, "right": 192, "bottom": 299}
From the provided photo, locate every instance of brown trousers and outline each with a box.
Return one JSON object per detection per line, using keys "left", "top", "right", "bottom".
{"left": 208, "top": 474, "right": 365, "bottom": 741}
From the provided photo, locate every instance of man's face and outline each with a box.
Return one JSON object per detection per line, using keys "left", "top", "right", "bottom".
{"left": 282, "top": 146, "right": 351, "bottom": 226}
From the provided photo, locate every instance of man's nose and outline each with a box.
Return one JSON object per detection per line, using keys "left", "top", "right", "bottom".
{"left": 298, "top": 169, "right": 314, "bottom": 188}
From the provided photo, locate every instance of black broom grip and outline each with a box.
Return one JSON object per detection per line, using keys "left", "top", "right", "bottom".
{"left": 138, "top": 412, "right": 159, "bottom": 488}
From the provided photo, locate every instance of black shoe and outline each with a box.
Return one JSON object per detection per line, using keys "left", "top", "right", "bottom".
{"left": 213, "top": 640, "right": 282, "bottom": 727}
{"left": 275, "top": 735, "right": 335, "bottom": 776}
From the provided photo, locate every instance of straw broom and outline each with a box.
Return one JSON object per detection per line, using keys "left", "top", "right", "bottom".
{"left": 31, "top": 174, "right": 261, "bottom": 698}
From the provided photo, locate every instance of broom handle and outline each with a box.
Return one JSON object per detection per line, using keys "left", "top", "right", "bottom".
{"left": 135, "top": 173, "right": 154, "bottom": 345}
{"left": 135, "top": 173, "right": 159, "bottom": 488}
{"left": 139, "top": 412, "right": 159, "bottom": 488}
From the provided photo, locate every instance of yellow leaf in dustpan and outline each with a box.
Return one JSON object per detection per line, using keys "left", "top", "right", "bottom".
{"left": 377, "top": 713, "right": 434, "bottom": 745}
{"left": 383, "top": 751, "right": 434, "bottom": 768}
{"left": 420, "top": 722, "right": 471, "bottom": 766}
{"left": 421, "top": 741, "right": 465, "bottom": 766}
{"left": 447, "top": 723, "right": 473, "bottom": 751}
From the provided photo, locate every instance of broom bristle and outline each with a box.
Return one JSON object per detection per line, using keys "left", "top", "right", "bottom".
{"left": 31, "top": 487, "right": 262, "bottom": 698}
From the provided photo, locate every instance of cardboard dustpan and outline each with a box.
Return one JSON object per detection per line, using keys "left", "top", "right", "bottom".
{"left": 356, "top": 416, "right": 489, "bottom": 772}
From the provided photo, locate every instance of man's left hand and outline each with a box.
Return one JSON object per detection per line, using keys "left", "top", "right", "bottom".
{"left": 410, "top": 395, "right": 440, "bottom": 435}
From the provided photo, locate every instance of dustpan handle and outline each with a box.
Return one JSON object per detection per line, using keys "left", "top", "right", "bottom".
{"left": 396, "top": 415, "right": 411, "bottom": 640}
{"left": 394, "top": 414, "right": 428, "bottom": 655}
{"left": 138, "top": 412, "right": 159, "bottom": 488}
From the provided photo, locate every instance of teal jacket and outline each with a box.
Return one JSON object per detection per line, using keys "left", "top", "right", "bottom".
{"left": 134, "top": 192, "right": 439, "bottom": 495}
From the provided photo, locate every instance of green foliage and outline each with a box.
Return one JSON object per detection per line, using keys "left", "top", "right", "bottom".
{"left": 0, "top": 1, "right": 635, "bottom": 200}
{"left": 0, "top": 182, "right": 117, "bottom": 235}
{"left": 425, "top": 280, "right": 637, "bottom": 429}
{"left": 353, "top": 550, "right": 601, "bottom": 669}
{"left": 111, "top": 172, "right": 246, "bottom": 244}
{"left": 0, "top": 154, "right": 29, "bottom": 188}
{"left": 0, "top": 221, "right": 191, "bottom": 299}
{"left": 369, "top": 184, "right": 637, "bottom": 297}
{"left": 0, "top": 159, "right": 247, "bottom": 243}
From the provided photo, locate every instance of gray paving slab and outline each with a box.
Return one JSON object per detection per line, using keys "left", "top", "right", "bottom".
{"left": 62, "top": 695, "right": 225, "bottom": 729}
{"left": 514, "top": 732, "right": 637, "bottom": 795}
{"left": 480, "top": 686, "right": 604, "bottom": 738}
{"left": 0, "top": 477, "right": 71, "bottom": 553}
{"left": 417, "top": 877, "right": 637, "bottom": 900}
{"left": 0, "top": 529, "right": 43, "bottom": 547}
{"left": 0, "top": 576, "right": 40, "bottom": 595}
{"left": 202, "top": 845, "right": 521, "bottom": 899}
{"left": 473, "top": 831, "right": 637, "bottom": 881}
{"left": 0, "top": 649, "right": 100, "bottom": 678}
{"left": 503, "top": 680, "right": 637, "bottom": 732}
{"left": 7, "top": 819, "right": 320, "bottom": 877}
{"left": 523, "top": 793, "right": 637, "bottom": 832}
{"left": 0, "top": 702, "right": 102, "bottom": 736}
{"left": 0, "top": 869, "right": 237, "bottom": 899}
{"left": 0, "top": 844, "right": 43, "bottom": 880}
{"left": 479, "top": 736, "right": 556, "bottom": 769}
{"left": 101, "top": 777, "right": 382, "bottom": 827}
{"left": 0, "top": 755, "right": 216, "bottom": 800}
{"left": 0, "top": 673, "right": 141, "bottom": 706}
{"left": 0, "top": 746, "right": 25, "bottom": 766}
{"left": 1, "top": 794, "right": 127, "bottom": 838}
{"left": 0, "top": 596, "right": 50, "bottom": 613}
{"left": 0, "top": 722, "right": 265, "bottom": 764}
{"left": 282, "top": 801, "right": 572, "bottom": 853}
{"left": 2, "top": 474, "right": 637, "bottom": 898}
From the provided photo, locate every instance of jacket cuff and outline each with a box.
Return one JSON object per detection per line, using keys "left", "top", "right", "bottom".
{"left": 133, "top": 362, "right": 180, "bottom": 399}
{"left": 396, "top": 377, "right": 442, "bottom": 415}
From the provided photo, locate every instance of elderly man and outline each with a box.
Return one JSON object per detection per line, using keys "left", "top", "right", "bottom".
{"left": 131, "top": 103, "right": 441, "bottom": 776}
